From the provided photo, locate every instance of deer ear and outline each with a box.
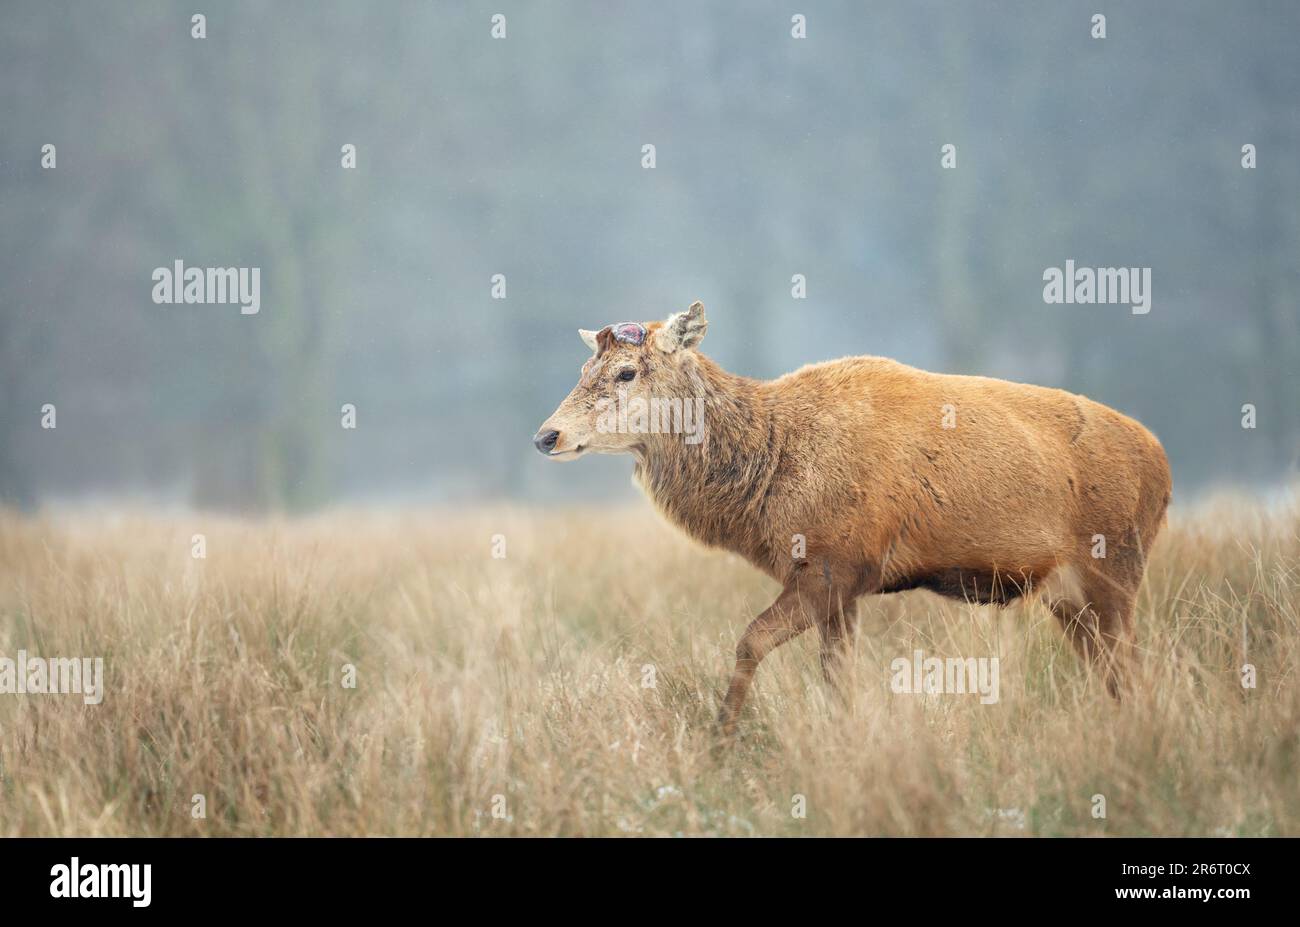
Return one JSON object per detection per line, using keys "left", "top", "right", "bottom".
{"left": 578, "top": 329, "right": 600, "bottom": 352}
{"left": 656, "top": 301, "right": 707, "bottom": 352}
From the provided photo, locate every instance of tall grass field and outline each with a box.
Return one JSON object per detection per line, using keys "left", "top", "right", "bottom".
{"left": 1, "top": 496, "right": 1296, "bottom": 836}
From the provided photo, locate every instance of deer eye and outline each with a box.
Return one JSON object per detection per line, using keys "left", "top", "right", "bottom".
{"left": 616, "top": 368, "right": 636, "bottom": 382}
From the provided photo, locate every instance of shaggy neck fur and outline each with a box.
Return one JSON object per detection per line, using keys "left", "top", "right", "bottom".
{"left": 634, "top": 353, "right": 782, "bottom": 566}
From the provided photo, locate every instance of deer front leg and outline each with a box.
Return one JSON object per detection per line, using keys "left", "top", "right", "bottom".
{"left": 716, "top": 578, "right": 817, "bottom": 739}
{"left": 817, "top": 604, "right": 858, "bottom": 690}
{"left": 811, "top": 553, "right": 863, "bottom": 691}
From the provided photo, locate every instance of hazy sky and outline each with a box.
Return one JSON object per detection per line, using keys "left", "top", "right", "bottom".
{"left": 2, "top": 1, "right": 1297, "bottom": 509}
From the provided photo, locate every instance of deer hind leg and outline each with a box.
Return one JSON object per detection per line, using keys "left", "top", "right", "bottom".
{"left": 717, "top": 573, "right": 823, "bottom": 738}
{"left": 1044, "top": 565, "right": 1137, "bottom": 698}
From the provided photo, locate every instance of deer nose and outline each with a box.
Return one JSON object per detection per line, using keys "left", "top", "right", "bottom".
{"left": 533, "top": 429, "right": 560, "bottom": 454}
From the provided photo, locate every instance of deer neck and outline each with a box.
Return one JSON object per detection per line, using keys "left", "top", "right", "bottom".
{"left": 634, "top": 354, "right": 775, "bottom": 557}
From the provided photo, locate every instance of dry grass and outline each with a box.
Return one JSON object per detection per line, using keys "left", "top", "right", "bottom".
{"left": 1, "top": 495, "right": 1297, "bottom": 836}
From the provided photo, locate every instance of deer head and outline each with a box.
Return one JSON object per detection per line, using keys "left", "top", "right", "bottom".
{"left": 533, "top": 301, "right": 708, "bottom": 458}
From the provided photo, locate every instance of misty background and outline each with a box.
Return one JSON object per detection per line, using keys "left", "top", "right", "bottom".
{"left": 2, "top": 1, "right": 1297, "bottom": 512}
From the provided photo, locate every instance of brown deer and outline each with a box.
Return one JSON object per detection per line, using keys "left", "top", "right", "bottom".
{"left": 534, "top": 301, "right": 1171, "bottom": 736}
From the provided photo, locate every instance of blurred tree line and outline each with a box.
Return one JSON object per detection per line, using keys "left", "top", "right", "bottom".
{"left": 1, "top": 1, "right": 1296, "bottom": 511}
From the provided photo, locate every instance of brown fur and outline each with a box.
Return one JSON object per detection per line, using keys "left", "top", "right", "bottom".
{"left": 536, "top": 302, "right": 1172, "bottom": 736}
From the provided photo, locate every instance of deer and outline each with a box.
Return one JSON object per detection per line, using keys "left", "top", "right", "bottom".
{"left": 534, "top": 301, "right": 1172, "bottom": 737}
